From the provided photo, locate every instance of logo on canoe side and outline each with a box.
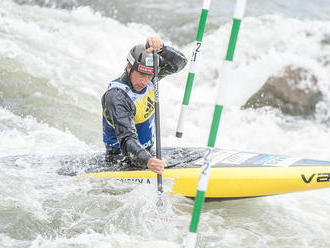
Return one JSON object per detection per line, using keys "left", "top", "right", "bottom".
{"left": 301, "top": 173, "right": 330, "bottom": 183}
{"left": 115, "top": 178, "right": 152, "bottom": 184}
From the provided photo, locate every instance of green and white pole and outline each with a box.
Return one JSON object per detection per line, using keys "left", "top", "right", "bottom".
{"left": 184, "top": 1, "right": 246, "bottom": 247}
{"left": 176, "top": 0, "right": 211, "bottom": 138}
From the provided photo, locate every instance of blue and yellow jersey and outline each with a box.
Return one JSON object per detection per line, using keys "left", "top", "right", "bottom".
{"left": 103, "top": 80, "right": 155, "bottom": 149}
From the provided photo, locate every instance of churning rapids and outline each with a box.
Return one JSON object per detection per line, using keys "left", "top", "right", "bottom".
{"left": 1, "top": 0, "right": 330, "bottom": 247}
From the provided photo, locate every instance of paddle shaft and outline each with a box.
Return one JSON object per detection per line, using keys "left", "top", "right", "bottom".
{"left": 153, "top": 50, "right": 163, "bottom": 193}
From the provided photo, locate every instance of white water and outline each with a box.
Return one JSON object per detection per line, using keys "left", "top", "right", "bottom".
{"left": 0, "top": 0, "right": 330, "bottom": 247}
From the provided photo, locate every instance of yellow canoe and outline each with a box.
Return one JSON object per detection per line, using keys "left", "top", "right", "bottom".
{"left": 75, "top": 148, "right": 330, "bottom": 198}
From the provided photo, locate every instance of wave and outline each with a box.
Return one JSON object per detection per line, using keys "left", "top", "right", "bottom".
{"left": 0, "top": 0, "right": 330, "bottom": 157}
{"left": 0, "top": 107, "right": 89, "bottom": 156}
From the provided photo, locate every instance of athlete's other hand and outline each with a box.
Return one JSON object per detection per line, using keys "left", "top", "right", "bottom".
{"left": 146, "top": 37, "right": 163, "bottom": 53}
{"left": 147, "top": 157, "right": 166, "bottom": 174}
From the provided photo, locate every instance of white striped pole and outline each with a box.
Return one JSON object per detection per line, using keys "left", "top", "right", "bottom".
{"left": 184, "top": 1, "right": 247, "bottom": 247}
{"left": 176, "top": 0, "right": 211, "bottom": 138}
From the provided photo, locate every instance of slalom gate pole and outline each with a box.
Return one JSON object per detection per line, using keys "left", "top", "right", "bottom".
{"left": 153, "top": 50, "right": 163, "bottom": 195}
{"left": 184, "top": 1, "right": 247, "bottom": 247}
{"left": 176, "top": 0, "right": 211, "bottom": 138}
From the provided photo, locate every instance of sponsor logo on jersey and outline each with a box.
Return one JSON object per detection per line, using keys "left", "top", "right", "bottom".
{"left": 144, "top": 97, "right": 155, "bottom": 119}
{"left": 134, "top": 89, "right": 155, "bottom": 124}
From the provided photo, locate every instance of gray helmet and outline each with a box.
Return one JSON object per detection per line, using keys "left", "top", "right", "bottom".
{"left": 127, "top": 44, "right": 154, "bottom": 75}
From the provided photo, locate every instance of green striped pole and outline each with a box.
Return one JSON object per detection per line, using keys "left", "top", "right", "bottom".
{"left": 176, "top": 0, "right": 211, "bottom": 138}
{"left": 184, "top": 1, "right": 247, "bottom": 247}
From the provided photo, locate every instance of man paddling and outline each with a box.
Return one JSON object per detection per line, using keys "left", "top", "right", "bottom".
{"left": 102, "top": 37, "right": 187, "bottom": 174}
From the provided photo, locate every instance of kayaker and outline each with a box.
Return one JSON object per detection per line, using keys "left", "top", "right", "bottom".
{"left": 102, "top": 37, "right": 187, "bottom": 174}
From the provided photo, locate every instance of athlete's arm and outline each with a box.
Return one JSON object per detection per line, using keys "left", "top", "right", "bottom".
{"left": 144, "top": 37, "right": 187, "bottom": 80}
{"left": 158, "top": 45, "right": 188, "bottom": 80}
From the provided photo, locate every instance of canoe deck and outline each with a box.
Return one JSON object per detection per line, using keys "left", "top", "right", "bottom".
{"left": 62, "top": 147, "right": 330, "bottom": 198}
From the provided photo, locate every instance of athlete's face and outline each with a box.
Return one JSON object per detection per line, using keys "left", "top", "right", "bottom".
{"left": 128, "top": 66, "right": 153, "bottom": 91}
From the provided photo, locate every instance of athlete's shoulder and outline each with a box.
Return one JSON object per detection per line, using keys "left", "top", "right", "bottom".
{"left": 104, "top": 87, "right": 132, "bottom": 109}
{"left": 107, "top": 79, "right": 131, "bottom": 93}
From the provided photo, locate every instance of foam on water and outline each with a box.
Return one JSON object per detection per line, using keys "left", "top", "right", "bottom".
{"left": 0, "top": 0, "right": 330, "bottom": 247}
{"left": 0, "top": 108, "right": 88, "bottom": 157}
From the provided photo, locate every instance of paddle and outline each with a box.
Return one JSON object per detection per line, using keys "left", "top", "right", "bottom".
{"left": 153, "top": 50, "right": 163, "bottom": 200}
